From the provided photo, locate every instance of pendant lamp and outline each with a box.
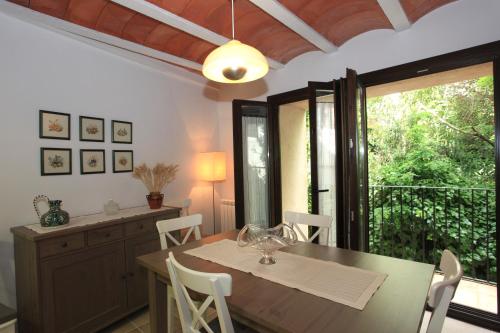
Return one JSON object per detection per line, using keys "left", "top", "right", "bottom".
{"left": 202, "top": 0, "right": 269, "bottom": 83}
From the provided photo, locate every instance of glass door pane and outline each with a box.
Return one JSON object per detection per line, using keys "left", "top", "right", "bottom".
{"left": 233, "top": 101, "right": 271, "bottom": 228}
{"left": 242, "top": 115, "right": 269, "bottom": 227}
{"left": 278, "top": 98, "right": 311, "bottom": 240}
{"left": 312, "top": 86, "right": 337, "bottom": 246}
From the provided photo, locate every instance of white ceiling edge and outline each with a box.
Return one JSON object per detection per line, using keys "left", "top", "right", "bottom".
{"left": 248, "top": 0, "right": 337, "bottom": 53}
{"left": 110, "top": 0, "right": 285, "bottom": 70}
{"left": 0, "top": 1, "right": 222, "bottom": 91}
{"left": 377, "top": 0, "right": 411, "bottom": 32}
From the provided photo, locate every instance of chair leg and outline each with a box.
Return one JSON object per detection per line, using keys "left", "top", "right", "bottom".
{"left": 167, "top": 286, "right": 174, "bottom": 333}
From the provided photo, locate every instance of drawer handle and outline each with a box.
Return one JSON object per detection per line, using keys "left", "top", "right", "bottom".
{"left": 129, "top": 272, "right": 135, "bottom": 277}
{"left": 121, "top": 274, "right": 127, "bottom": 280}
{"left": 139, "top": 224, "right": 144, "bottom": 230}
{"left": 61, "top": 242, "right": 68, "bottom": 248}
{"left": 105, "top": 233, "right": 111, "bottom": 238}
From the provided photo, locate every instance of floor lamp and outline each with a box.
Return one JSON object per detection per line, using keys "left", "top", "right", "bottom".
{"left": 199, "top": 152, "right": 226, "bottom": 235}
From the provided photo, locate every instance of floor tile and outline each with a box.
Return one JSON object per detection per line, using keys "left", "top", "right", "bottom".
{"left": 99, "top": 320, "right": 138, "bottom": 333}
{"left": 129, "top": 309, "right": 149, "bottom": 327}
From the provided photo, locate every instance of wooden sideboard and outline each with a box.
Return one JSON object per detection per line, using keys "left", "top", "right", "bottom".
{"left": 11, "top": 206, "right": 180, "bottom": 333}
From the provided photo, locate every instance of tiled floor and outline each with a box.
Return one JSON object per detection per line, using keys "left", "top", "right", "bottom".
{"left": 98, "top": 309, "right": 152, "bottom": 333}
{"left": 102, "top": 308, "right": 496, "bottom": 333}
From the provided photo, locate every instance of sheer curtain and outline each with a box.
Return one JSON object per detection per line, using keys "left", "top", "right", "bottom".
{"left": 242, "top": 116, "right": 269, "bottom": 227}
{"left": 317, "top": 99, "right": 337, "bottom": 246}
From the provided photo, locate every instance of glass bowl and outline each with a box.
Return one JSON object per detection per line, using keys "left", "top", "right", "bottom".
{"left": 237, "top": 224, "right": 297, "bottom": 265}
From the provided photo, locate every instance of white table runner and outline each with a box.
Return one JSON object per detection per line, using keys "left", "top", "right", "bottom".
{"left": 26, "top": 206, "right": 171, "bottom": 234}
{"left": 184, "top": 239, "right": 387, "bottom": 310}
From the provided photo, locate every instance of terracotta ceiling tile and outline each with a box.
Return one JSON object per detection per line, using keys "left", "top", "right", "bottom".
{"left": 95, "top": 3, "right": 136, "bottom": 38}
{"left": 65, "top": 0, "right": 108, "bottom": 29}
{"left": 29, "top": 0, "right": 71, "bottom": 18}
{"left": 400, "top": 0, "right": 456, "bottom": 23}
{"left": 121, "top": 14, "right": 161, "bottom": 45}
{"left": 161, "top": 33, "right": 217, "bottom": 64}
{"left": 143, "top": 23, "right": 216, "bottom": 64}
{"left": 147, "top": 0, "right": 317, "bottom": 64}
{"left": 8, "top": 0, "right": 30, "bottom": 7}
{"left": 278, "top": 0, "right": 392, "bottom": 45}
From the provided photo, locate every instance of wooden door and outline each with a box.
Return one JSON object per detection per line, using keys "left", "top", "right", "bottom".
{"left": 40, "top": 243, "right": 127, "bottom": 333}
{"left": 124, "top": 233, "right": 161, "bottom": 310}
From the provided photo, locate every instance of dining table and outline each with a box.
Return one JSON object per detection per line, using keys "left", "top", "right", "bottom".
{"left": 136, "top": 230, "right": 435, "bottom": 333}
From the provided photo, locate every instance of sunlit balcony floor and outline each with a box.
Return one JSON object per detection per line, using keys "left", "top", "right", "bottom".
{"left": 433, "top": 273, "right": 497, "bottom": 314}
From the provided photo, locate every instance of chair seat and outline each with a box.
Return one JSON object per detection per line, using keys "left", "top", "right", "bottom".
{"left": 202, "top": 318, "right": 258, "bottom": 333}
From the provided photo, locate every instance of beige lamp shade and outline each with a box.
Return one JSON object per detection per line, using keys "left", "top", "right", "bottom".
{"left": 198, "top": 152, "right": 226, "bottom": 182}
{"left": 202, "top": 40, "right": 269, "bottom": 84}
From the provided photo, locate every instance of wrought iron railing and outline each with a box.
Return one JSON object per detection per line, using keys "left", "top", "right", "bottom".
{"left": 368, "top": 185, "right": 497, "bottom": 284}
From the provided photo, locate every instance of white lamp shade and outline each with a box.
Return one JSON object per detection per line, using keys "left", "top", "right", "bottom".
{"left": 198, "top": 152, "right": 226, "bottom": 182}
{"left": 202, "top": 40, "right": 269, "bottom": 84}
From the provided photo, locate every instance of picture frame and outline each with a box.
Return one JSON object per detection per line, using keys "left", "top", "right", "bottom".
{"left": 80, "top": 116, "right": 104, "bottom": 142}
{"left": 112, "top": 150, "right": 134, "bottom": 173}
{"left": 41, "top": 148, "right": 72, "bottom": 176}
{"left": 111, "top": 120, "right": 132, "bottom": 144}
{"left": 80, "top": 149, "right": 106, "bottom": 175}
{"left": 39, "top": 110, "right": 71, "bottom": 140}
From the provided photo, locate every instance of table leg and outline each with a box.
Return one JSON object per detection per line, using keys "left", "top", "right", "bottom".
{"left": 148, "top": 271, "right": 168, "bottom": 333}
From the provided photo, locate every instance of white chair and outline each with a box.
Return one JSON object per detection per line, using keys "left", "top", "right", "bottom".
{"left": 425, "top": 250, "right": 463, "bottom": 333}
{"left": 167, "top": 252, "right": 254, "bottom": 333}
{"left": 0, "top": 319, "right": 16, "bottom": 333}
{"left": 157, "top": 214, "right": 203, "bottom": 333}
{"left": 164, "top": 198, "right": 192, "bottom": 216}
{"left": 284, "top": 211, "right": 332, "bottom": 244}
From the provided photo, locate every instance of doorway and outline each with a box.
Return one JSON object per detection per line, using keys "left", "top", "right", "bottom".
{"left": 364, "top": 61, "right": 499, "bottom": 327}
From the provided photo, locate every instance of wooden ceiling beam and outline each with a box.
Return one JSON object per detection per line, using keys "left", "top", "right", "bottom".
{"left": 248, "top": 0, "right": 337, "bottom": 53}
{"left": 377, "top": 0, "right": 411, "bottom": 32}
{"left": 0, "top": 1, "right": 203, "bottom": 71}
{"left": 110, "top": 0, "right": 285, "bottom": 69}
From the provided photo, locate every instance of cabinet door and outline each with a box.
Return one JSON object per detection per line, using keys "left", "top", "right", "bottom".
{"left": 41, "top": 243, "right": 127, "bottom": 333}
{"left": 125, "top": 233, "right": 161, "bottom": 310}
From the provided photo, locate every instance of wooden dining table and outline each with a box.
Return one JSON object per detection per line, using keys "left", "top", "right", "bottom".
{"left": 137, "top": 231, "right": 435, "bottom": 333}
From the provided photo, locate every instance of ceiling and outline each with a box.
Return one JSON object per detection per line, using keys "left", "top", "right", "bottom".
{"left": 8, "top": 0, "right": 456, "bottom": 74}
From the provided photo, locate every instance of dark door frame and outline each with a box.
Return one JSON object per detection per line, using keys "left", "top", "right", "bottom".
{"left": 357, "top": 40, "right": 500, "bottom": 331}
{"left": 232, "top": 100, "right": 272, "bottom": 229}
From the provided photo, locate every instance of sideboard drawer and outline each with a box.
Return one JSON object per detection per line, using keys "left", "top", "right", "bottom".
{"left": 87, "top": 225, "right": 124, "bottom": 246}
{"left": 125, "top": 218, "right": 156, "bottom": 236}
{"left": 39, "top": 233, "right": 85, "bottom": 258}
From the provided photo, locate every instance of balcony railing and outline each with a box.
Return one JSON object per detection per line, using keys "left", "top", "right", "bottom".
{"left": 368, "top": 185, "right": 497, "bottom": 284}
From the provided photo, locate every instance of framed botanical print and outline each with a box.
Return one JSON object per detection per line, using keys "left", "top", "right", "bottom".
{"left": 39, "top": 110, "right": 71, "bottom": 140}
{"left": 112, "top": 150, "right": 133, "bottom": 173}
{"left": 80, "top": 149, "right": 105, "bottom": 174}
{"left": 80, "top": 116, "right": 104, "bottom": 142}
{"left": 41, "top": 148, "right": 72, "bottom": 176}
{"left": 111, "top": 120, "right": 132, "bottom": 144}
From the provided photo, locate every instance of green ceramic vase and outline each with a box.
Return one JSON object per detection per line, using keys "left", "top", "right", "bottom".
{"left": 34, "top": 195, "right": 70, "bottom": 227}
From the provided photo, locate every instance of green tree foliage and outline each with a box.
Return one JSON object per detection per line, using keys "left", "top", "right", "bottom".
{"left": 367, "top": 76, "right": 496, "bottom": 282}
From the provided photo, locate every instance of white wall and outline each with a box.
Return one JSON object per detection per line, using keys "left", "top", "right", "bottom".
{"left": 0, "top": 11, "right": 220, "bottom": 307}
{"left": 216, "top": 0, "right": 500, "bottom": 200}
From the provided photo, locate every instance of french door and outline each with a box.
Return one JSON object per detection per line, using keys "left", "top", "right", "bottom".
{"left": 233, "top": 100, "right": 274, "bottom": 229}
{"left": 267, "top": 82, "right": 339, "bottom": 244}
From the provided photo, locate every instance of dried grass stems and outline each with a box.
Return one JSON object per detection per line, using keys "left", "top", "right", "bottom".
{"left": 132, "top": 163, "right": 179, "bottom": 193}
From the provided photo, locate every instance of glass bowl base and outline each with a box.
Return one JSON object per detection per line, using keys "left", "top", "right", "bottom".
{"left": 259, "top": 256, "right": 277, "bottom": 265}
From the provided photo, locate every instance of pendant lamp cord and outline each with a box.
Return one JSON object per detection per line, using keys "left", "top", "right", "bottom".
{"left": 231, "top": 0, "right": 235, "bottom": 40}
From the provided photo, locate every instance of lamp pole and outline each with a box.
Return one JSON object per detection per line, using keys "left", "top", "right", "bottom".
{"left": 212, "top": 181, "right": 216, "bottom": 235}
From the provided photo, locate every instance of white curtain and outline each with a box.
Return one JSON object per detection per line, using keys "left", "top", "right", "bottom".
{"left": 242, "top": 116, "right": 269, "bottom": 227}
{"left": 317, "top": 100, "right": 337, "bottom": 246}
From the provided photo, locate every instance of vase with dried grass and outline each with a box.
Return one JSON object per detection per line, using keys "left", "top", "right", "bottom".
{"left": 132, "top": 163, "right": 179, "bottom": 209}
